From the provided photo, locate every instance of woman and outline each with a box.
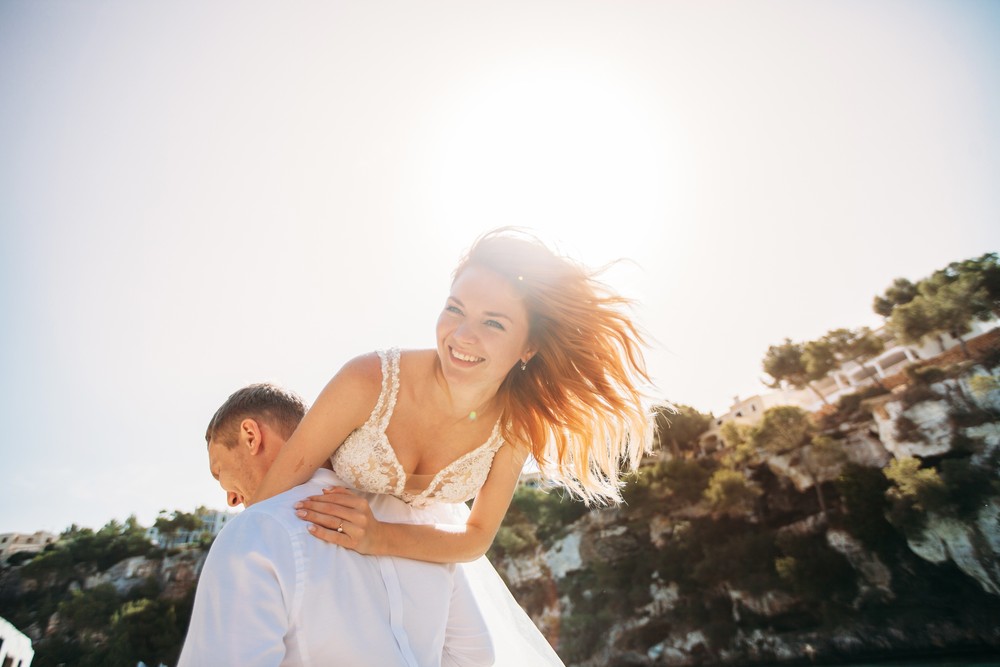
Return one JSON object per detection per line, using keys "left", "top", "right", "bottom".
{"left": 252, "top": 228, "right": 654, "bottom": 663}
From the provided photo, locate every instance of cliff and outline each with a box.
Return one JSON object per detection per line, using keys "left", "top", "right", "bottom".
{"left": 0, "top": 539, "right": 205, "bottom": 666}
{"left": 488, "top": 362, "right": 1000, "bottom": 665}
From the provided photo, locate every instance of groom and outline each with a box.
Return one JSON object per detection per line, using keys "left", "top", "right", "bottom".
{"left": 177, "top": 383, "right": 494, "bottom": 667}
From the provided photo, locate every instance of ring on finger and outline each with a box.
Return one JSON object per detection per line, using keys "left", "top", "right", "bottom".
{"left": 336, "top": 521, "right": 345, "bottom": 534}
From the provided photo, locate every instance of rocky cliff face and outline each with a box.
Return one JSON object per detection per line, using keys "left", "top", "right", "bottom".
{"left": 82, "top": 550, "right": 207, "bottom": 602}
{"left": 490, "top": 364, "right": 1000, "bottom": 666}
{"left": 0, "top": 536, "right": 207, "bottom": 666}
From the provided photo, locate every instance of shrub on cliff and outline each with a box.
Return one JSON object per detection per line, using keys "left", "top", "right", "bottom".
{"left": 775, "top": 532, "right": 856, "bottom": 610}
{"left": 704, "top": 469, "right": 762, "bottom": 518}
{"left": 833, "top": 383, "right": 891, "bottom": 421}
{"left": 507, "top": 485, "right": 588, "bottom": 543}
{"left": 835, "top": 463, "right": 897, "bottom": 554}
{"left": 58, "top": 583, "right": 121, "bottom": 633}
{"left": 622, "top": 457, "right": 716, "bottom": 507}
{"left": 491, "top": 522, "right": 539, "bottom": 557}
{"left": 24, "top": 518, "right": 155, "bottom": 579}
{"left": 752, "top": 406, "right": 814, "bottom": 454}
{"left": 884, "top": 457, "right": 948, "bottom": 535}
{"left": 655, "top": 518, "right": 779, "bottom": 595}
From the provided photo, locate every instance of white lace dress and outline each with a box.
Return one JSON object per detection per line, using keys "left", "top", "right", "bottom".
{"left": 331, "top": 348, "right": 565, "bottom": 667}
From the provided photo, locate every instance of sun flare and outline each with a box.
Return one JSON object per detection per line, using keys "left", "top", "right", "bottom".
{"left": 420, "top": 58, "right": 691, "bottom": 267}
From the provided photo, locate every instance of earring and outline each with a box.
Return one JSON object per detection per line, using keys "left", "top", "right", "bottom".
{"left": 520, "top": 359, "right": 527, "bottom": 371}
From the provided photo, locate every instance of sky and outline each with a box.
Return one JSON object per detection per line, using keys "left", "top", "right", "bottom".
{"left": 1, "top": 0, "right": 998, "bottom": 535}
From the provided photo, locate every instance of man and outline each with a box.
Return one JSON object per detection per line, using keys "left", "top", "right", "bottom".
{"left": 178, "top": 383, "right": 493, "bottom": 667}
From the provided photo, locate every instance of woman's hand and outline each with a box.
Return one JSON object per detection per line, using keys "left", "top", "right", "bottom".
{"left": 295, "top": 487, "right": 384, "bottom": 555}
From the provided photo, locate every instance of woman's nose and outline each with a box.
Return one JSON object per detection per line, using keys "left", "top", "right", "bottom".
{"left": 453, "top": 321, "right": 477, "bottom": 342}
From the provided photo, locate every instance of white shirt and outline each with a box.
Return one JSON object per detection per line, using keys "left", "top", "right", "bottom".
{"left": 178, "top": 469, "right": 493, "bottom": 667}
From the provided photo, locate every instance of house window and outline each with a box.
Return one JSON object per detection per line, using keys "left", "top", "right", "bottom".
{"left": 751, "top": 404, "right": 757, "bottom": 412}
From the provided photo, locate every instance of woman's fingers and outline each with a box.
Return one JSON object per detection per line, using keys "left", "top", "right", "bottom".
{"left": 295, "top": 501, "right": 363, "bottom": 529}
{"left": 299, "top": 487, "right": 365, "bottom": 509}
{"left": 307, "top": 523, "right": 352, "bottom": 546}
{"left": 295, "top": 488, "right": 379, "bottom": 554}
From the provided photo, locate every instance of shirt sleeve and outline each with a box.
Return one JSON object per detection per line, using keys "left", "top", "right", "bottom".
{"left": 177, "top": 511, "right": 299, "bottom": 667}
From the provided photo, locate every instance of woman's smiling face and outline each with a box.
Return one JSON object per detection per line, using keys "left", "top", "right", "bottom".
{"left": 436, "top": 264, "right": 533, "bottom": 388}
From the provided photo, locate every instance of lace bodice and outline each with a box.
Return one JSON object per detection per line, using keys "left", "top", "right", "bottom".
{"left": 330, "top": 348, "right": 505, "bottom": 509}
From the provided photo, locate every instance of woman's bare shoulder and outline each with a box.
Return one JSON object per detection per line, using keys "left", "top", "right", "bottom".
{"left": 397, "top": 348, "right": 438, "bottom": 372}
{"left": 331, "top": 351, "right": 384, "bottom": 390}
{"left": 310, "top": 352, "right": 385, "bottom": 424}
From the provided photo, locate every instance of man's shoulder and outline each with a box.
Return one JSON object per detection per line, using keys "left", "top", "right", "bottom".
{"left": 220, "top": 473, "right": 331, "bottom": 542}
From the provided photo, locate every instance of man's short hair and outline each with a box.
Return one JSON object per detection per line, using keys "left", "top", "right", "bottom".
{"left": 205, "top": 383, "right": 307, "bottom": 448}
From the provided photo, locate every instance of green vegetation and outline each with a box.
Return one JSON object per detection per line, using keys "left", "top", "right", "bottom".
{"left": 883, "top": 457, "right": 948, "bottom": 535}
{"left": 154, "top": 509, "right": 207, "bottom": 544}
{"left": 622, "top": 457, "right": 717, "bottom": 507}
{"left": 762, "top": 328, "right": 889, "bottom": 406}
{"left": 763, "top": 338, "right": 834, "bottom": 405}
{"left": 501, "top": 324, "right": 998, "bottom": 662}
{"left": 20, "top": 517, "right": 154, "bottom": 585}
{"left": 876, "top": 252, "right": 1000, "bottom": 358}
{"left": 834, "top": 463, "right": 897, "bottom": 554}
{"left": 58, "top": 583, "right": 122, "bottom": 632}
{"left": 487, "top": 485, "right": 590, "bottom": 559}
{"left": 703, "top": 469, "right": 761, "bottom": 517}
{"left": 751, "top": 405, "right": 813, "bottom": 454}
{"left": 652, "top": 403, "right": 712, "bottom": 457}
{"left": 535, "top": 253, "right": 1000, "bottom": 661}
{"left": 882, "top": 451, "right": 1000, "bottom": 537}
{"left": 833, "top": 383, "right": 891, "bottom": 420}
{"left": 719, "top": 421, "right": 757, "bottom": 466}
{"left": 774, "top": 532, "right": 856, "bottom": 606}
{"left": 0, "top": 515, "right": 195, "bottom": 667}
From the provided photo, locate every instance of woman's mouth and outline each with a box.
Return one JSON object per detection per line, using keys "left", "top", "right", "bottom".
{"left": 450, "top": 347, "right": 485, "bottom": 364}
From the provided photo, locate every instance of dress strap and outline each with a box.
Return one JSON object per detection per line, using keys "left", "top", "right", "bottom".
{"left": 372, "top": 348, "right": 401, "bottom": 433}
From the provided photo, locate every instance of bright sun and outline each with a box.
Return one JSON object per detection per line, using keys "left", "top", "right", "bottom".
{"left": 419, "top": 57, "right": 692, "bottom": 269}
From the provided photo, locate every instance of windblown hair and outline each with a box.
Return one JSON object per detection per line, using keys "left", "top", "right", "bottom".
{"left": 454, "top": 228, "right": 654, "bottom": 505}
{"left": 205, "top": 383, "right": 307, "bottom": 448}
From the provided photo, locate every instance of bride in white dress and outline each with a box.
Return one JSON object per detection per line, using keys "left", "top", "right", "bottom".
{"left": 252, "top": 229, "right": 654, "bottom": 665}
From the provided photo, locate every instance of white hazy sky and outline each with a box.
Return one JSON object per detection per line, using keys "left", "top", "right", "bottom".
{"left": 2, "top": 0, "right": 998, "bottom": 534}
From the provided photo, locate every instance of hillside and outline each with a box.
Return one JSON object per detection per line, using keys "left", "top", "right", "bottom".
{"left": 488, "top": 347, "right": 1000, "bottom": 665}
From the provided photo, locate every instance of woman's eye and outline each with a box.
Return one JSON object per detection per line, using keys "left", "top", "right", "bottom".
{"left": 485, "top": 319, "right": 506, "bottom": 331}
{"left": 445, "top": 305, "right": 463, "bottom": 315}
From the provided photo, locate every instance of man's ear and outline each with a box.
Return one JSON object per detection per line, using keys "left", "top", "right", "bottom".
{"left": 238, "top": 418, "right": 264, "bottom": 455}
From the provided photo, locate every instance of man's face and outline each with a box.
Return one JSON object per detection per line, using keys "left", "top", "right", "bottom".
{"left": 208, "top": 439, "right": 265, "bottom": 508}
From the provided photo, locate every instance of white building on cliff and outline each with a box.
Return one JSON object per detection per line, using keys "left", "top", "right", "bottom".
{"left": 0, "top": 531, "right": 58, "bottom": 564}
{"left": 700, "top": 320, "right": 998, "bottom": 452}
{"left": 145, "top": 509, "right": 237, "bottom": 549}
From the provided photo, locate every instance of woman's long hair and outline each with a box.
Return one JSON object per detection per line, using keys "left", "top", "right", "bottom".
{"left": 453, "top": 228, "right": 654, "bottom": 504}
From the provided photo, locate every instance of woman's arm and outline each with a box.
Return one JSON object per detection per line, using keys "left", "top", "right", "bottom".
{"left": 296, "top": 443, "right": 530, "bottom": 563}
{"left": 251, "top": 353, "right": 382, "bottom": 504}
